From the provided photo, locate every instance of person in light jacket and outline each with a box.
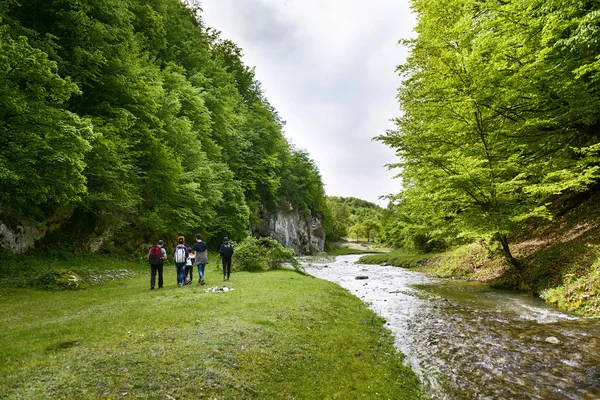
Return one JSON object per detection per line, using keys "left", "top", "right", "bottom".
{"left": 173, "top": 236, "right": 189, "bottom": 287}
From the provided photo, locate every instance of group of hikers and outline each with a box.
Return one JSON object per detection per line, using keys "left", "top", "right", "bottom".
{"left": 146, "top": 234, "right": 234, "bottom": 290}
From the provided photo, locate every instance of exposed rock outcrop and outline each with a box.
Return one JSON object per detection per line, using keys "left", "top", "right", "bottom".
{"left": 253, "top": 209, "right": 325, "bottom": 255}
{"left": 0, "top": 222, "right": 47, "bottom": 253}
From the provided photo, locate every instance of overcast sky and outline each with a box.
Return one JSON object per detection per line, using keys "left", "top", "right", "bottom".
{"left": 201, "top": 0, "right": 416, "bottom": 206}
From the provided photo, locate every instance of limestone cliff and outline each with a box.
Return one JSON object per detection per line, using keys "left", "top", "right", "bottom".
{"left": 253, "top": 209, "right": 325, "bottom": 255}
{"left": 0, "top": 222, "right": 46, "bottom": 253}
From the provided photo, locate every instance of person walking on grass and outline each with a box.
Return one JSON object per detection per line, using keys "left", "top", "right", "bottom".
{"left": 192, "top": 234, "right": 208, "bottom": 285}
{"left": 173, "top": 236, "right": 189, "bottom": 287}
{"left": 219, "top": 237, "right": 234, "bottom": 281}
{"left": 147, "top": 240, "right": 167, "bottom": 290}
{"left": 184, "top": 247, "right": 194, "bottom": 285}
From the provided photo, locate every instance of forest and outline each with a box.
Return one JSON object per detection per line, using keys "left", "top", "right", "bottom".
{"left": 0, "top": 0, "right": 330, "bottom": 253}
{"left": 379, "top": 0, "right": 600, "bottom": 262}
{"left": 327, "top": 196, "right": 383, "bottom": 242}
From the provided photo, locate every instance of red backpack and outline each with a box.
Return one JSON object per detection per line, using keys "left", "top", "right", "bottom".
{"left": 148, "top": 245, "right": 163, "bottom": 265}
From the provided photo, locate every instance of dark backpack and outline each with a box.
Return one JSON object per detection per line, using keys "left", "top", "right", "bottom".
{"left": 148, "top": 245, "right": 163, "bottom": 266}
{"left": 220, "top": 243, "right": 234, "bottom": 258}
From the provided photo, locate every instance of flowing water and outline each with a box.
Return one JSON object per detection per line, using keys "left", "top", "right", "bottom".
{"left": 303, "top": 255, "right": 600, "bottom": 400}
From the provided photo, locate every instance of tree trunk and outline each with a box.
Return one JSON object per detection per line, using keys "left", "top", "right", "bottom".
{"left": 496, "top": 233, "right": 520, "bottom": 268}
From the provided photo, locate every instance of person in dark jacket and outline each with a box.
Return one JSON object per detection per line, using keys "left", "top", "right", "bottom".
{"left": 219, "top": 237, "right": 234, "bottom": 281}
{"left": 147, "top": 240, "right": 167, "bottom": 290}
{"left": 192, "top": 233, "right": 208, "bottom": 285}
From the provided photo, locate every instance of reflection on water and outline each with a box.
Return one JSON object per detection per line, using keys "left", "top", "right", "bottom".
{"left": 303, "top": 255, "right": 600, "bottom": 400}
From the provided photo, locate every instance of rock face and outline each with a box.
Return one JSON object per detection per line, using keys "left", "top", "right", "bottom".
{"left": 0, "top": 222, "right": 46, "bottom": 253}
{"left": 254, "top": 209, "right": 325, "bottom": 255}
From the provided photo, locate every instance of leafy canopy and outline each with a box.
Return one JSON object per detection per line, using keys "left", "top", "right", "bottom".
{"left": 379, "top": 0, "right": 600, "bottom": 259}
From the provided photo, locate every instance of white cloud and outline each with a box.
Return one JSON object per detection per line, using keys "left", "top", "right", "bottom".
{"left": 201, "top": 0, "right": 416, "bottom": 205}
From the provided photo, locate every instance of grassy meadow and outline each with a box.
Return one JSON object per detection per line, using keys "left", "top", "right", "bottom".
{"left": 0, "top": 256, "right": 421, "bottom": 399}
{"left": 358, "top": 250, "right": 436, "bottom": 269}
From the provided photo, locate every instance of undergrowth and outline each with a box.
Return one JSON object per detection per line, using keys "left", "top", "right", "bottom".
{"left": 358, "top": 249, "right": 436, "bottom": 268}
{"left": 540, "top": 256, "right": 600, "bottom": 316}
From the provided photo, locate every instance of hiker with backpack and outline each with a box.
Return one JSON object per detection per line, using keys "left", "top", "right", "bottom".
{"left": 219, "top": 237, "right": 234, "bottom": 281}
{"left": 173, "top": 236, "right": 189, "bottom": 288}
{"left": 147, "top": 240, "right": 167, "bottom": 290}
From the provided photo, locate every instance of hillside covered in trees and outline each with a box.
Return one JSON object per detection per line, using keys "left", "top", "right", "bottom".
{"left": 0, "top": 0, "right": 330, "bottom": 253}
{"left": 379, "top": 0, "right": 600, "bottom": 259}
{"left": 327, "top": 196, "right": 383, "bottom": 242}
{"left": 373, "top": 0, "right": 600, "bottom": 312}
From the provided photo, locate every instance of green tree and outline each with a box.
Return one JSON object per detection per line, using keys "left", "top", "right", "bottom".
{"left": 379, "top": 0, "right": 600, "bottom": 262}
{"left": 328, "top": 196, "right": 383, "bottom": 239}
{"left": 348, "top": 224, "right": 365, "bottom": 242}
{"left": 0, "top": 23, "right": 92, "bottom": 225}
{"left": 361, "top": 219, "right": 381, "bottom": 243}
{"left": 1, "top": 0, "right": 331, "bottom": 255}
{"left": 326, "top": 197, "right": 350, "bottom": 240}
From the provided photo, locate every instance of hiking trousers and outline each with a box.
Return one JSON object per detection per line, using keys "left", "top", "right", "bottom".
{"left": 222, "top": 258, "right": 232, "bottom": 278}
{"left": 184, "top": 264, "right": 193, "bottom": 281}
{"left": 175, "top": 263, "right": 186, "bottom": 286}
{"left": 150, "top": 264, "right": 163, "bottom": 288}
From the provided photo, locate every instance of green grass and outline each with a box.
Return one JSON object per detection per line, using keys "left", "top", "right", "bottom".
{"left": 326, "top": 241, "right": 389, "bottom": 257}
{"left": 540, "top": 256, "right": 600, "bottom": 316}
{"left": 0, "top": 256, "right": 421, "bottom": 399}
{"left": 326, "top": 247, "right": 374, "bottom": 256}
{"left": 358, "top": 249, "right": 435, "bottom": 268}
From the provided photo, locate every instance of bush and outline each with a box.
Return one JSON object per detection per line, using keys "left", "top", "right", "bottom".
{"left": 234, "top": 237, "right": 304, "bottom": 274}
{"left": 411, "top": 234, "right": 447, "bottom": 253}
{"left": 37, "top": 269, "right": 85, "bottom": 290}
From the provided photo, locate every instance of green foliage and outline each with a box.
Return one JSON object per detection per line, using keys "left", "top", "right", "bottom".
{"left": 0, "top": 250, "right": 144, "bottom": 289}
{"left": 0, "top": 23, "right": 93, "bottom": 224}
{"left": 361, "top": 218, "right": 381, "bottom": 242}
{"left": 232, "top": 238, "right": 264, "bottom": 272}
{"left": 379, "top": 0, "right": 600, "bottom": 259}
{"left": 541, "top": 258, "right": 600, "bottom": 316}
{"left": 326, "top": 197, "right": 350, "bottom": 240}
{"left": 327, "top": 196, "right": 383, "bottom": 241}
{"left": 279, "top": 147, "right": 330, "bottom": 221}
{"left": 347, "top": 223, "right": 364, "bottom": 242}
{"left": 325, "top": 243, "right": 376, "bottom": 256}
{"left": 359, "top": 249, "right": 434, "bottom": 269}
{"left": 36, "top": 270, "right": 85, "bottom": 290}
{"left": 0, "top": 0, "right": 329, "bottom": 253}
{"left": 234, "top": 236, "right": 303, "bottom": 274}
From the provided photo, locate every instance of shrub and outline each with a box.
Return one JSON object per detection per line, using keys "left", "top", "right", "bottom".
{"left": 234, "top": 237, "right": 304, "bottom": 274}
{"left": 540, "top": 259, "right": 600, "bottom": 316}
{"left": 412, "top": 234, "right": 447, "bottom": 253}
{"left": 37, "top": 269, "right": 85, "bottom": 290}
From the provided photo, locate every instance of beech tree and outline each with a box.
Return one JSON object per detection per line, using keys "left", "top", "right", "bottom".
{"left": 379, "top": 0, "right": 600, "bottom": 262}
{"left": 0, "top": 0, "right": 330, "bottom": 251}
{"left": 0, "top": 23, "right": 92, "bottom": 224}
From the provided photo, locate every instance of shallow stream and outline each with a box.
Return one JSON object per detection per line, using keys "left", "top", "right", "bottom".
{"left": 303, "top": 255, "right": 600, "bottom": 400}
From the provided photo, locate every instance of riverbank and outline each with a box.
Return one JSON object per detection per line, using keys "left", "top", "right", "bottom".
{"left": 326, "top": 240, "right": 389, "bottom": 256}
{"left": 0, "top": 256, "right": 421, "bottom": 399}
{"left": 359, "top": 192, "right": 600, "bottom": 317}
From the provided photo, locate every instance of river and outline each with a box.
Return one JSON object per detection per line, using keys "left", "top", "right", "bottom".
{"left": 303, "top": 254, "right": 600, "bottom": 400}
